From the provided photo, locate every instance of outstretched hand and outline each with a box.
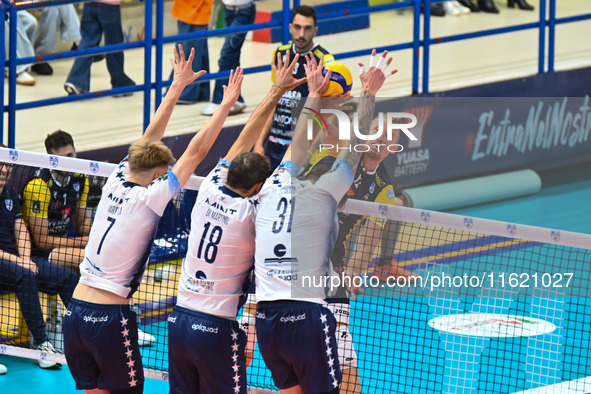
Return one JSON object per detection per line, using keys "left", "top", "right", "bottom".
{"left": 358, "top": 49, "right": 398, "bottom": 96}
{"left": 220, "top": 67, "right": 244, "bottom": 108}
{"left": 171, "top": 44, "right": 207, "bottom": 88}
{"left": 304, "top": 54, "right": 332, "bottom": 97}
{"left": 272, "top": 51, "right": 307, "bottom": 91}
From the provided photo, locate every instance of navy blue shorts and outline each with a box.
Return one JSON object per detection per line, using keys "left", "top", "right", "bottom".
{"left": 256, "top": 300, "right": 341, "bottom": 393}
{"left": 63, "top": 299, "right": 144, "bottom": 391}
{"left": 168, "top": 306, "right": 247, "bottom": 394}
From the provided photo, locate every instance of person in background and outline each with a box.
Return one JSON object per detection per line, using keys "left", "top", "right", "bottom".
{"left": 32, "top": 5, "right": 81, "bottom": 76}
{"left": 4, "top": 11, "right": 37, "bottom": 86}
{"left": 64, "top": 0, "right": 135, "bottom": 95}
{"left": 169, "top": 0, "right": 213, "bottom": 104}
{"left": 22, "top": 130, "right": 91, "bottom": 274}
{"left": 253, "top": 5, "right": 333, "bottom": 171}
{"left": 201, "top": 0, "right": 255, "bottom": 116}
{"left": 0, "top": 150, "right": 78, "bottom": 370}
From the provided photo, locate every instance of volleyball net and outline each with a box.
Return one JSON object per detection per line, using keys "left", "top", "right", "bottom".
{"left": 0, "top": 148, "right": 590, "bottom": 393}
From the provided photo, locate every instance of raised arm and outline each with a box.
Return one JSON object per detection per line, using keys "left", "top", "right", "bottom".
{"left": 285, "top": 54, "right": 335, "bottom": 168}
{"left": 171, "top": 68, "right": 244, "bottom": 187}
{"left": 141, "top": 45, "right": 207, "bottom": 143}
{"left": 223, "top": 51, "right": 306, "bottom": 162}
{"left": 336, "top": 50, "right": 397, "bottom": 172}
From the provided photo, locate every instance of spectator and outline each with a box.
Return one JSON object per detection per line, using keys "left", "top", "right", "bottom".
{"left": 201, "top": 0, "right": 255, "bottom": 116}
{"left": 169, "top": 0, "right": 213, "bottom": 104}
{"left": 4, "top": 11, "right": 37, "bottom": 86}
{"left": 475, "top": 0, "right": 534, "bottom": 13}
{"left": 32, "top": 5, "right": 81, "bottom": 76}
{"left": 21, "top": 130, "right": 91, "bottom": 273}
{"left": 64, "top": 0, "right": 135, "bottom": 95}
{"left": 0, "top": 156, "right": 78, "bottom": 369}
{"left": 443, "top": 1, "right": 471, "bottom": 15}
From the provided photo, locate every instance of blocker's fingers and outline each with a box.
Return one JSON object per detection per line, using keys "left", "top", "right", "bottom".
{"left": 385, "top": 69, "right": 399, "bottom": 78}
{"left": 368, "top": 49, "right": 377, "bottom": 68}
{"left": 358, "top": 62, "right": 366, "bottom": 76}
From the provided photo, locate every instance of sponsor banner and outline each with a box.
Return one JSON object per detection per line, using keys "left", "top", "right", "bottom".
{"left": 375, "top": 96, "right": 591, "bottom": 188}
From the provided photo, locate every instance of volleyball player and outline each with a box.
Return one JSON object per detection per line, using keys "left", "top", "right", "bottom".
{"left": 254, "top": 50, "right": 397, "bottom": 394}
{"left": 167, "top": 51, "right": 305, "bottom": 394}
{"left": 253, "top": 5, "right": 333, "bottom": 171}
{"left": 62, "top": 44, "right": 243, "bottom": 393}
{"left": 307, "top": 116, "right": 414, "bottom": 393}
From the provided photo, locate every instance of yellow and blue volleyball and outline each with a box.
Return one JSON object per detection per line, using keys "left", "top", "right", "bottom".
{"left": 321, "top": 60, "right": 353, "bottom": 97}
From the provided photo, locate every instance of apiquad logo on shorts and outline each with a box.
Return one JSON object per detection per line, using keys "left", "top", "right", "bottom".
{"left": 83, "top": 316, "right": 108, "bottom": 323}
{"left": 191, "top": 323, "right": 219, "bottom": 334}
{"left": 280, "top": 313, "right": 306, "bottom": 323}
{"left": 49, "top": 155, "right": 59, "bottom": 168}
{"left": 428, "top": 313, "right": 557, "bottom": 338}
{"left": 303, "top": 107, "right": 418, "bottom": 153}
{"left": 9, "top": 150, "right": 18, "bottom": 162}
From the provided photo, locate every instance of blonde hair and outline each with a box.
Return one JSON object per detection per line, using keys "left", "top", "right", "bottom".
{"left": 128, "top": 140, "right": 175, "bottom": 171}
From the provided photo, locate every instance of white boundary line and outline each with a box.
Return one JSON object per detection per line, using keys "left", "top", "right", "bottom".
{"left": 512, "top": 376, "right": 591, "bottom": 393}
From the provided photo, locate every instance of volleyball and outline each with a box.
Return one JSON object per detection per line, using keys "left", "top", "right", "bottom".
{"left": 321, "top": 60, "right": 353, "bottom": 96}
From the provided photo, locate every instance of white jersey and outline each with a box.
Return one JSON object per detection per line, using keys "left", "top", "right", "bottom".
{"left": 80, "top": 160, "right": 180, "bottom": 299}
{"left": 177, "top": 161, "right": 259, "bottom": 319}
{"left": 254, "top": 160, "right": 354, "bottom": 304}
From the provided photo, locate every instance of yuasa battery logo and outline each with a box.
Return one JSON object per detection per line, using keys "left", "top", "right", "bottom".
{"left": 394, "top": 105, "right": 433, "bottom": 178}
{"left": 303, "top": 107, "right": 418, "bottom": 153}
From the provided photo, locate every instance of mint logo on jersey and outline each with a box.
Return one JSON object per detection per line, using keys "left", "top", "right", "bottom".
{"left": 305, "top": 108, "right": 418, "bottom": 153}
{"left": 49, "top": 155, "right": 59, "bottom": 168}
{"left": 4, "top": 199, "right": 13, "bottom": 211}
{"left": 90, "top": 161, "right": 100, "bottom": 174}
{"left": 9, "top": 150, "right": 18, "bottom": 162}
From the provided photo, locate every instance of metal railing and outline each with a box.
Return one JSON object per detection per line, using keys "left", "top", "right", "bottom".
{"left": 1, "top": 0, "right": 590, "bottom": 148}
